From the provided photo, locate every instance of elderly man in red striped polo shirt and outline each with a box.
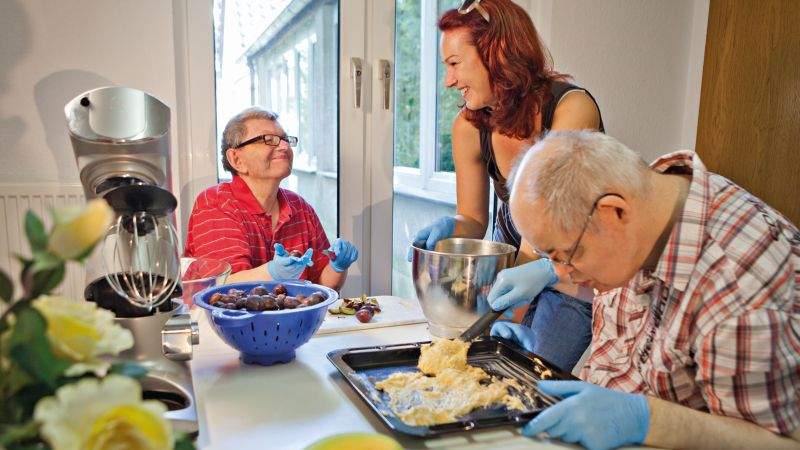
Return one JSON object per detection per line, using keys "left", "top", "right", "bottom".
{"left": 486, "top": 131, "right": 799, "bottom": 449}
{"left": 185, "top": 107, "right": 358, "bottom": 291}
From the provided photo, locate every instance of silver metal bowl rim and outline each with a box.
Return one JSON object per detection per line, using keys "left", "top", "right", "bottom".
{"left": 411, "top": 237, "right": 516, "bottom": 258}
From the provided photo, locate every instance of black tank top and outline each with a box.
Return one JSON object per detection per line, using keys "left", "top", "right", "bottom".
{"left": 479, "top": 81, "right": 605, "bottom": 248}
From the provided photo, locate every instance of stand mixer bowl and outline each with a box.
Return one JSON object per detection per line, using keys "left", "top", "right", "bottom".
{"left": 102, "top": 184, "right": 181, "bottom": 311}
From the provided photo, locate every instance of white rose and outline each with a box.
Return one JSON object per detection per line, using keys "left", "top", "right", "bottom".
{"left": 34, "top": 375, "right": 172, "bottom": 450}
{"left": 48, "top": 198, "right": 113, "bottom": 260}
{"left": 33, "top": 296, "right": 133, "bottom": 376}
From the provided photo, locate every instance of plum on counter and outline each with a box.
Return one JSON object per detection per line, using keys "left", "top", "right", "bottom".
{"left": 328, "top": 295, "right": 381, "bottom": 323}
{"left": 355, "top": 308, "right": 373, "bottom": 323}
{"left": 207, "top": 284, "right": 326, "bottom": 312}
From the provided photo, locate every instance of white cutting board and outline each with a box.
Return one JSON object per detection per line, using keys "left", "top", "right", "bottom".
{"left": 316, "top": 295, "right": 427, "bottom": 335}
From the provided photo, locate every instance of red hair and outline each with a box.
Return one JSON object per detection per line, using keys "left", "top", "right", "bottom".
{"left": 438, "top": 0, "right": 568, "bottom": 139}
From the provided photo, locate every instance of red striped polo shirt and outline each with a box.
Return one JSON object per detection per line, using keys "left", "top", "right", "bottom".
{"left": 184, "top": 175, "right": 331, "bottom": 283}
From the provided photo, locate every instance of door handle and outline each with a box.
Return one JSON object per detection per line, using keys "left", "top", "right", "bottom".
{"left": 350, "top": 57, "right": 363, "bottom": 109}
{"left": 377, "top": 59, "right": 391, "bottom": 110}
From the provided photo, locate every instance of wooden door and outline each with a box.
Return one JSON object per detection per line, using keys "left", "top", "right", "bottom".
{"left": 696, "top": 0, "right": 800, "bottom": 225}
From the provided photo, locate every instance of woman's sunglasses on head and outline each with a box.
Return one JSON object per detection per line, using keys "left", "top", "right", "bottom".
{"left": 459, "top": 0, "right": 490, "bottom": 22}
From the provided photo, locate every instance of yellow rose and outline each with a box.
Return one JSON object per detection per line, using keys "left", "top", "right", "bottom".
{"left": 34, "top": 375, "right": 173, "bottom": 450}
{"left": 33, "top": 296, "right": 133, "bottom": 376}
{"left": 48, "top": 198, "right": 113, "bottom": 260}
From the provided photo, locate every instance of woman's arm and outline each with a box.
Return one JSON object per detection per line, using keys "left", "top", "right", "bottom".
{"left": 452, "top": 112, "right": 491, "bottom": 239}
{"left": 550, "top": 90, "right": 601, "bottom": 131}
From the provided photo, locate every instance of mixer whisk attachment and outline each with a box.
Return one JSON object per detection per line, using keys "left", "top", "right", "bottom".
{"left": 102, "top": 185, "right": 180, "bottom": 311}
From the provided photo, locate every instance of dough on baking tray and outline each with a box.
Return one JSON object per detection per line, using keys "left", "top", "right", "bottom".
{"left": 375, "top": 338, "right": 525, "bottom": 426}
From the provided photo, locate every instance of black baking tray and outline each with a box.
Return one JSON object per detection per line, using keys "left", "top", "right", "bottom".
{"left": 327, "top": 337, "right": 576, "bottom": 437}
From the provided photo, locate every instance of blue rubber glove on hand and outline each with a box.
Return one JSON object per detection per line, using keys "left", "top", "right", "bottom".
{"left": 267, "top": 243, "right": 314, "bottom": 280}
{"left": 524, "top": 381, "right": 650, "bottom": 450}
{"left": 486, "top": 258, "right": 559, "bottom": 311}
{"left": 329, "top": 238, "right": 359, "bottom": 272}
{"left": 406, "top": 216, "right": 456, "bottom": 261}
{"left": 490, "top": 321, "right": 537, "bottom": 352}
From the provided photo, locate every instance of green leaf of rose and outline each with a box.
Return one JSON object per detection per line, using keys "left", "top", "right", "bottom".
{"left": 2, "top": 359, "right": 34, "bottom": 395}
{"left": 8, "top": 307, "right": 71, "bottom": 388}
{"left": 173, "top": 433, "right": 197, "bottom": 450}
{"left": 31, "top": 251, "right": 61, "bottom": 273}
{"left": 27, "top": 264, "right": 65, "bottom": 299}
{"left": 5, "top": 441, "right": 49, "bottom": 450}
{"left": 0, "top": 268, "right": 12, "bottom": 303}
{"left": 0, "top": 421, "right": 40, "bottom": 446}
{"left": 7, "top": 381, "right": 54, "bottom": 424}
{"left": 24, "top": 211, "right": 48, "bottom": 253}
{"left": 71, "top": 244, "right": 97, "bottom": 263}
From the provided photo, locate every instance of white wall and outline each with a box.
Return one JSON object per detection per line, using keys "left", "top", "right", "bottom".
{"left": 530, "top": 0, "right": 709, "bottom": 163}
{"left": 0, "top": 0, "right": 179, "bottom": 185}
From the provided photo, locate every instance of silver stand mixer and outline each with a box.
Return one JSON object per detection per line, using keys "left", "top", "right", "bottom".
{"left": 65, "top": 86, "right": 199, "bottom": 436}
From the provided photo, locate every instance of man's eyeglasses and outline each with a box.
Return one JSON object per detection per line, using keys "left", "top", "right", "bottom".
{"left": 549, "top": 193, "right": 624, "bottom": 268}
{"left": 235, "top": 134, "right": 298, "bottom": 149}
{"left": 458, "top": 0, "right": 490, "bottom": 22}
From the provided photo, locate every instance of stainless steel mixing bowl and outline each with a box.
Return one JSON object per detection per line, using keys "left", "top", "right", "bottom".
{"left": 411, "top": 238, "right": 516, "bottom": 338}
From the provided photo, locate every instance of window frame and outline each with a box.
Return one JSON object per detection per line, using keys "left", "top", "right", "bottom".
{"left": 392, "top": 0, "right": 456, "bottom": 205}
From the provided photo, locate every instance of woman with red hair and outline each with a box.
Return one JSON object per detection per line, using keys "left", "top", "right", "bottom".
{"left": 409, "top": 0, "right": 603, "bottom": 372}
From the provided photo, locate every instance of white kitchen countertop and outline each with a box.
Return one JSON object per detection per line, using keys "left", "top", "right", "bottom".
{"left": 189, "top": 308, "right": 646, "bottom": 450}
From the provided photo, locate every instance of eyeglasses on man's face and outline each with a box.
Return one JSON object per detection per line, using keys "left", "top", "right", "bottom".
{"left": 543, "top": 193, "right": 624, "bottom": 268}
{"left": 458, "top": 0, "right": 490, "bottom": 22}
{"left": 235, "top": 134, "right": 298, "bottom": 149}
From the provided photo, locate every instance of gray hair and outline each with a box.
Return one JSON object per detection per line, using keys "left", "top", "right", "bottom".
{"left": 508, "top": 131, "right": 651, "bottom": 231}
{"left": 220, "top": 107, "right": 279, "bottom": 174}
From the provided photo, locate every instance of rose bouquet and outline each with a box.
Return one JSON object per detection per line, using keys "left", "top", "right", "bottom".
{"left": 0, "top": 200, "right": 194, "bottom": 450}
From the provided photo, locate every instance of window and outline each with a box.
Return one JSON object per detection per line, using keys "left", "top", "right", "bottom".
{"left": 391, "top": 0, "right": 469, "bottom": 299}
{"left": 214, "top": 0, "right": 339, "bottom": 240}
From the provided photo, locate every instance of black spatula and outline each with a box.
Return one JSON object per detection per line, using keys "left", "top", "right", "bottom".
{"left": 459, "top": 308, "right": 507, "bottom": 341}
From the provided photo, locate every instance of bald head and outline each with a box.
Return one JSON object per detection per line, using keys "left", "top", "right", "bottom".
{"left": 508, "top": 131, "right": 651, "bottom": 232}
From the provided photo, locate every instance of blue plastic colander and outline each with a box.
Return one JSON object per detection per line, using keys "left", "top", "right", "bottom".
{"left": 193, "top": 280, "right": 338, "bottom": 365}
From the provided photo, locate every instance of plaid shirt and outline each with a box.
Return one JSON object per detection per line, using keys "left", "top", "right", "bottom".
{"left": 580, "top": 151, "right": 800, "bottom": 435}
{"left": 184, "top": 175, "right": 331, "bottom": 283}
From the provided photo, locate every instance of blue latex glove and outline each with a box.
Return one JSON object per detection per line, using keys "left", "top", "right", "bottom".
{"left": 406, "top": 216, "right": 456, "bottom": 261}
{"left": 267, "top": 243, "right": 314, "bottom": 280}
{"left": 490, "top": 321, "right": 537, "bottom": 352}
{"left": 329, "top": 238, "right": 358, "bottom": 272}
{"left": 486, "top": 259, "right": 559, "bottom": 311}
{"left": 524, "top": 381, "right": 650, "bottom": 450}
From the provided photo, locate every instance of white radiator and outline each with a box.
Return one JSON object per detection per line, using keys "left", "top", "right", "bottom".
{"left": 0, "top": 184, "right": 87, "bottom": 302}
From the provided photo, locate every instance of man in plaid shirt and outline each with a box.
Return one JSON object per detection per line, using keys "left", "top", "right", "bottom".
{"left": 488, "top": 131, "right": 799, "bottom": 449}
{"left": 185, "top": 107, "right": 358, "bottom": 290}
